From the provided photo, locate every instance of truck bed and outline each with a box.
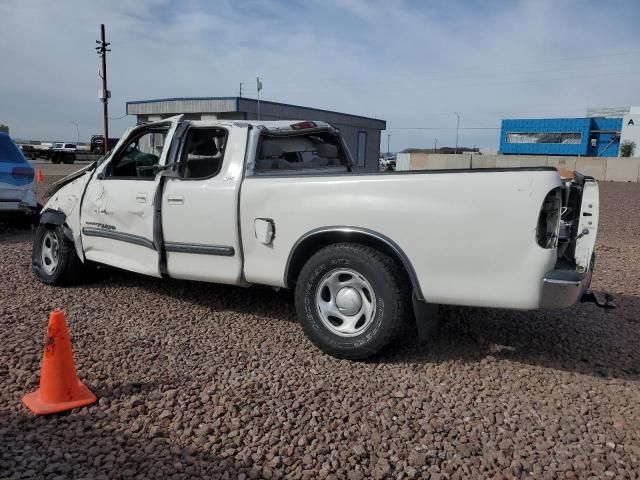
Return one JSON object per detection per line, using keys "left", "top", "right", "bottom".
{"left": 240, "top": 167, "right": 562, "bottom": 309}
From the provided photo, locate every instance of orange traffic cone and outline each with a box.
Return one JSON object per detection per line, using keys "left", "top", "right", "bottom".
{"left": 35, "top": 168, "right": 44, "bottom": 183}
{"left": 22, "top": 310, "right": 96, "bottom": 415}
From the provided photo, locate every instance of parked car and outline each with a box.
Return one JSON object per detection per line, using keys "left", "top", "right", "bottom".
{"left": 0, "top": 133, "right": 38, "bottom": 218}
{"left": 33, "top": 116, "right": 599, "bottom": 359}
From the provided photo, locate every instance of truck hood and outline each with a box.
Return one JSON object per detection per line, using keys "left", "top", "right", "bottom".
{"left": 43, "top": 162, "right": 97, "bottom": 201}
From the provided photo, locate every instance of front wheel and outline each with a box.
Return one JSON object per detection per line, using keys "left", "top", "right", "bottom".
{"left": 295, "top": 243, "right": 410, "bottom": 360}
{"left": 32, "top": 224, "right": 86, "bottom": 285}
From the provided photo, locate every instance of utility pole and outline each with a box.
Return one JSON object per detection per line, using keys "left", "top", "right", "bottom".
{"left": 386, "top": 133, "right": 391, "bottom": 157}
{"left": 70, "top": 121, "right": 79, "bottom": 143}
{"left": 256, "top": 75, "right": 263, "bottom": 120}
{"left": 434, "top": 138, "right": 438, "bottom": 153}
{"left": 96, "top": 24, "right": 111, "bottom": 155}
{"left": 239, "top": 82, "right": 243, "bottom": 98}
{"left": 454, "top": 112, "right": 460, "bottom": 154}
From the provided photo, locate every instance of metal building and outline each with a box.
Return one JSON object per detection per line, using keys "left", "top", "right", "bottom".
{"left": 126, "top": 97, "right": 386, "bottom": 171}
{"left": 499, "top": 117, "right": 623, "bottom": 157}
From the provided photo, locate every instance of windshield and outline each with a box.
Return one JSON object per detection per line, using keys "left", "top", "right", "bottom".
{"left": 52, "top": 143, "right": 63, "bottom": 148}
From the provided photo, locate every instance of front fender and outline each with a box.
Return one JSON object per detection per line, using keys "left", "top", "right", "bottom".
{"left": 41, "top": 171, "right": 94, "bottom": 261}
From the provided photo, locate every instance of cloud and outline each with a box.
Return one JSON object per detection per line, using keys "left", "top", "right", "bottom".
{"left": 1, "top": 0, "right": 639, "bottom": 150}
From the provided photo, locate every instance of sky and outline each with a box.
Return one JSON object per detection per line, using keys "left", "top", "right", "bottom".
{"left": 1, "top": 0, "right": 639, "bottom": 152}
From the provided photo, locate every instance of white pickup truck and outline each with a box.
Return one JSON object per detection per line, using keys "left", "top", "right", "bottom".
{"left": 33, "top": 116, "right": 599, "bottom": 359}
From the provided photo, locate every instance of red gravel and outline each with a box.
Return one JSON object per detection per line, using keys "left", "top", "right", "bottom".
{"left": 0, "top": 181, "right": 638, "bottom": 479}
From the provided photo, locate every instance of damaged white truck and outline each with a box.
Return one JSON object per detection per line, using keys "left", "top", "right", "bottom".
{"left": 33, "top": 116, "right": 599, "bottom": 359}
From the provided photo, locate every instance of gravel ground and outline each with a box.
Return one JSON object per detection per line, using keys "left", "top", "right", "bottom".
{"left": 1, "top": 182, "right": 639, "bottom": 479}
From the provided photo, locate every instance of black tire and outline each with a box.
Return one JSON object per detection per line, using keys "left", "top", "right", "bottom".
{"left": 295, "top": 243, "right": 410, "bottom": 360}
{"left": 51, "top": 154, "right": 61, "bottom": 164}
{"left": 62, "top": 153, "right": 75, "bottom": 164}
{"left": 32, "top": 224, "right": 85, "bottom": 285}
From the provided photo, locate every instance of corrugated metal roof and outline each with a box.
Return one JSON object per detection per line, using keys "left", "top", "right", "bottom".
{"left": 127, "top": 97, "right": 238, "bottom": 115}
{"left": 126, "top": 96, "right": 386, "bottom": 129}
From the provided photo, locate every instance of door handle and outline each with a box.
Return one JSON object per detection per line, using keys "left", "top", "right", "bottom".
{"left": 167, "top": 195, "right": 184, "bottom": 205}
{"left": 136, "top": 193, "right": 148, "bottom": 203}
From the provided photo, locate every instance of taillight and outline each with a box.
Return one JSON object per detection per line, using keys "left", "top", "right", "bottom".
{"left": 291, "top": 121, "right": 317, "bottom": 130}
{"left": 12, "top": 166, "right": 34, "bottom": 182}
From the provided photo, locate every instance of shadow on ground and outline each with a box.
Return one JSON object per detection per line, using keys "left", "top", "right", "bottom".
{"left": 97, "top": 264, "right": 639, "bottom": 382}
{"left": 6, "top": 226, "right": 639, "bottom": 382}
{"left": 383, "top": 295, "right": 639, "bottom": 381}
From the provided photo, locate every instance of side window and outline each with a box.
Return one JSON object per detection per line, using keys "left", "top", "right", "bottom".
{"left": 107, "top": 129, "right": 167, "bottom": 179}
{"left": 180, "top": 128, "right": 227, "bottom": 179}
{"left": 356, "top": 131, "right": 367, "bottom": 168}
{"left": 254, "top": 132, "right": 348, "bottom": 174}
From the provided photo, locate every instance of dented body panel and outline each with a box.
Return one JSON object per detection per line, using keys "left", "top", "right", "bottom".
{"left": 43, "top": 173, "right": 93, "bottom": 260}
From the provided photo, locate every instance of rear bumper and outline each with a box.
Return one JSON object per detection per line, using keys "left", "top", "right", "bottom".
{"left": 540, "top": 268, "right": 592, "bottom": 309}
{"left": 0, "top": 187, "right": 38, "bottom": 215}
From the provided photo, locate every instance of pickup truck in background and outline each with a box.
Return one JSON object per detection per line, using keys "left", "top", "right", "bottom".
{"left": 32, "top": 116, "right": 599, "bottom": 359}
{"left": 46, "top": 143, "right": 78, "bottom": 164}
{"left": 38, "top": 142, "right": 104, "bottom": 164}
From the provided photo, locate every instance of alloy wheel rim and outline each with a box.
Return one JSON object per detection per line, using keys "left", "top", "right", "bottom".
{"left": 41, "top": 231, "right": 59, "bottom": 275}
{"left": 315, "top": 268, "right": 377, "bottom": 337}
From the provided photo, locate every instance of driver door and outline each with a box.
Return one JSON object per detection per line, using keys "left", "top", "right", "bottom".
{"left": 80, "top": 118, "right": 181, "bottom": 276}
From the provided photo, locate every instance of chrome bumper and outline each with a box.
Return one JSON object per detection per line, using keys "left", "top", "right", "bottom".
{"left": 540, "top": 268, "right": 593, "bottom": 309}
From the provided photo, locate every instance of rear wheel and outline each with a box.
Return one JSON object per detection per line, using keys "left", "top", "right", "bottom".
{"left": 62, "top": 153, "right": 75, "bottom": 164}
{"left": 32, "top": 224, "right": 86, "bottom": 285}
{"left": 295, "top": 243, "right": 410, "bottom": 360}
{"left": 51, "top": 153, "right": 61, "bottom": 164}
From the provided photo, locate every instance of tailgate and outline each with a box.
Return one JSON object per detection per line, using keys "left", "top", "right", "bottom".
{"left": 558, "top": 174, "right": 599, "bottom": 273}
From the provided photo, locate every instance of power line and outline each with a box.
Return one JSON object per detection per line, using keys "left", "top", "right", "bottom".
{"left": 388, "top": 127, "right": 500, "bottom": 130}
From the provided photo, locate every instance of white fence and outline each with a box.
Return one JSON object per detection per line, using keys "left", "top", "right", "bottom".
{"left": 396, "top": 153, "right": 640, "bottom": 182}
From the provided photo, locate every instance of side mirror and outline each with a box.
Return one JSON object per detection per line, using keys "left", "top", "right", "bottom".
{"left": 96, "top": 171, "right": 105, "bottom": 180}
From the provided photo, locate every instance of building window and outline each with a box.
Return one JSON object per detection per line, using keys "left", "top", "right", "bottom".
{"left": 506, "top": 132, "right": 582, "bottom": 144}
{"left": 356, "top": 131, "right": 367, "bottom": 167}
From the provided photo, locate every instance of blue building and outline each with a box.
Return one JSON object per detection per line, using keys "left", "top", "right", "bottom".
{"left": 499, "top": 117, "right": 622, "bottom": 157}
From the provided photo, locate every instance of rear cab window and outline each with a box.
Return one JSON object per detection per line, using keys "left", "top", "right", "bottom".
{"left": 254, "top": 130, "right": 350, "bottom": 175}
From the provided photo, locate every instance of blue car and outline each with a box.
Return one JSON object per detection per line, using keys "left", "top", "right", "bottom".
{"left": 0, "top": 132, "right": 38, "bottom": 217}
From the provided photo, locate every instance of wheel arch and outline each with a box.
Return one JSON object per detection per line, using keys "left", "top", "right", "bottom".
{"left": 39, "top": 209, "right": 74, "bottom": 244}
{"left": 285, "top": 226, "right": 424, "bottom": 300}
{"left": 40, "top": 209, "right": 66, "bottom": 227}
